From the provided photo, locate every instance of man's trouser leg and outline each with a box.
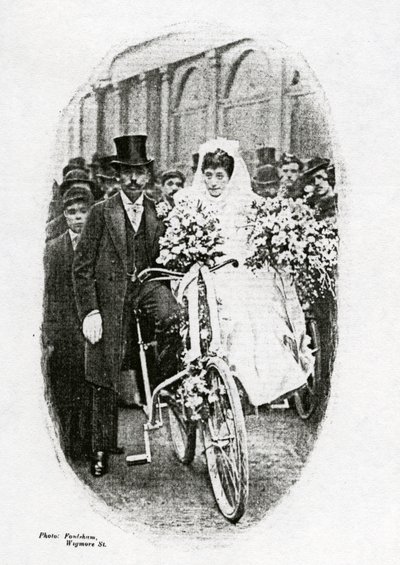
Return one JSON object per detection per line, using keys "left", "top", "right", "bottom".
{"left": 137, "top": 280, "right": 181, "bottom": 382}
{"left": 90, "top": 384, "right": 118, "bottom": 452}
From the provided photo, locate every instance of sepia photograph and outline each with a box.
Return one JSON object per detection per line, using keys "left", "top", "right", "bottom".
{"left": 1, "top": 1, "right": 399, "bottom": 563}
{"left": 42, "top": 22, "right": 339, "bottom": 532}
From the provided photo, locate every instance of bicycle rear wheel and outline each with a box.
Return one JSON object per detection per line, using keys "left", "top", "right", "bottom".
{"left": 294, "top": 318, "right": 322, "bottom": 419}
{"left": 167, "top": 401, "right": 197, "bottom": 465}
{"left": 201, "top": 357, "right": 249, "bottom": 523}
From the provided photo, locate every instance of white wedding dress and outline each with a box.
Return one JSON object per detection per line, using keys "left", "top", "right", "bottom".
{"left": 177, "top": 139, "right": 314, "bottom": 406}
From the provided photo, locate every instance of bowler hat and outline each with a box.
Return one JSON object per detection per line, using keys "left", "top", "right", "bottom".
{"left": 62, "top": 157, "right": 88, "bottom": 178}
{"left": 278, "top": 152, "right": 304, "bottom": 171}
{"left": 111, "top": 135, "right": 153, "bottom": 168}
{"left": 97, "top": 155, "right": 117, "bottom": 180}
{"left": 253, "top": 164, "right": 280, "bottom": 188}
{"left": 62, "top": 185, "right": 94, "bottom": 208}
{"left": 303, "top": 156, "right": 330, "bottom": 178}
{"left": 161, "top": 169, "right": 186, "bottom": 186}
{"left": 256, "top": 147, "right": 276, "bottom": 166}
{"left": 60, "top": 168, "right": 95, "bottom": 196}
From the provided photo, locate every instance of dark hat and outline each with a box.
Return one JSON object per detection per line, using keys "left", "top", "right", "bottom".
{"left": 256, "top": 147, "right": 276, "bottom": 166}
{"left": 62, "top": 157, "right": 88, "bottom": 178}
{"left": 62, "top": 185, "right": 94, "bottom": 208}
{"left": 111, "top": 135, "right": 153, "bottom": 168}
{"left": 303, "top": 156, "right": 330, "bottom": 178}
{"left": 253, "top": 164, "right": 280, "bottom": 188}
{"left": 161, "top": 169, "right": 186, "bottom": 186}
{"left": 96, "top": 155, "right": 117, "bottom": 180}
{"left": 278, "top": 152, "right": 304, "bottom": 171}
{"left": 191, "top": 152, "right": 200, "bottom": 173}
{"left": 60, "top": 168, "right": 95, "bottom": 196}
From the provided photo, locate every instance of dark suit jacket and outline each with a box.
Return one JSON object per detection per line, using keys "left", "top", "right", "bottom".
{"left": 73, "top": 192, "right": 165, "bottom": 389}
{"left": 43, "top": 231, "right": 83, "bottom": 350}
{"left": 45, "top": 214, "right": 68, "bottom": 243}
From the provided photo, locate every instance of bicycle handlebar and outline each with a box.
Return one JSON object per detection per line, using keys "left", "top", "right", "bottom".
{"left": 137, "top": 258, "right": 239, "bottom": 284}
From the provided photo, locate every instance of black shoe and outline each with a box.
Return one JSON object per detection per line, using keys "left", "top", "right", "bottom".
{"left": 90, "top": 451, "right": 108, "bottom": 477}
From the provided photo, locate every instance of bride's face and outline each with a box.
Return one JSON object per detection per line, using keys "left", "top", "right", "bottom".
{"left": 203, "top": 167, "right": 230, "bottom": 198}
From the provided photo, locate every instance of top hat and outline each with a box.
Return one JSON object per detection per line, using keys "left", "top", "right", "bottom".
{"left": 111, "top": 135, "right": 153, "bottom": 168}
{"left": 191, "top": 152, "right": 200, "bottom": 173}
{"left": 62, "top": 157, "right": 88, "bottom": 178}
{"left": 62, "top": 185, "right": 94, "bottom": 208}
{"left": 256, "top": 147, "right": 276, "bottom": 166}
{"left": 60, "top": 168, "right": 95, "bottom": 196}
{"left": 303, "top": 156, "right": 330, "bottom": 178}
{"left": 97, "top": 155, "right": 117, "bottom": 180}
{"left": 253, "top": 164, "right": 280, "bottom": 187}
{"left": 278, "top": 152, "right": 304, "bottom": 171}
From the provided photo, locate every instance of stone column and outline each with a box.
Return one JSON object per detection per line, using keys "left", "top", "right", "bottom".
{"left": 138, "top": 72, "right": 148, "bottom": 132}
{"left": 159, "top": 66, "right": 170, "bottom": 169}
{"left": 205, "top": 49, "right": 220, "bottom": 138}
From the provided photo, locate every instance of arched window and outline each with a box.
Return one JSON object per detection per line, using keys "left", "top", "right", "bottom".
{"left": 221, "top": 50, "right": 274, "bottom": 175}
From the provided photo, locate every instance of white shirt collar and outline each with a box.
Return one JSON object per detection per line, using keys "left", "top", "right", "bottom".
{"left": 120, "top": 190, "right": 144, "bottom": 208}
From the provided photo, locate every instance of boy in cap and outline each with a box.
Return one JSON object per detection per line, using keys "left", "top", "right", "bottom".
{"left": 43, "top": 185, "right": 94, "bottom": 460}
{"left": 45, "top": 168, "right": 97, "bottom": 242}
{"left": 277, "top": 152, "right": 305, "bottom": 199}
{"left": 160, "top": 169, "right": 186, "bottom": 206}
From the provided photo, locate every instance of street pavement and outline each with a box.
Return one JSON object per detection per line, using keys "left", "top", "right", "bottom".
{"left": 72, "top": 404, "right": 321, "bottom": 538}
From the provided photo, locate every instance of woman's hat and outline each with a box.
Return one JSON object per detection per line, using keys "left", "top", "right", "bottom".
{"left": 111, "top": 135, "right": 153, "bottom": 168}
{"left": 303, "top": 156, "right": 330, "bottom": 178}
{"left": 60, "top": 168, "right": 95, "bottom": 195}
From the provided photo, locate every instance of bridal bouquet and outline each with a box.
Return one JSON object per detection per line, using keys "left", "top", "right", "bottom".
{"left": 245, "top": 196, "right": 338, "bottom": 305}
{"left": 174, "top": 358, "right": 223, "bottom": 421}
{"left": 156, "top": 196, "right": 224, "bottom": 272}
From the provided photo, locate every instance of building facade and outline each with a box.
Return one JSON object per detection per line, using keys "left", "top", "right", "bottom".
{"left": 55, "top": 27, "right": 332, "bottom": 181}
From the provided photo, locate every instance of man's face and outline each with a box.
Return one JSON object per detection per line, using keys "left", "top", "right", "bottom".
{"left": 162, "top": 176, "right": 184, "bottom": 201}
{"left": 119, "top": 165, "right": 150, "bottom": 201}
{"left": 64, "top": 200, "right": 89, "bottom": 234}
{"left": 279, "top": 163, "right": 301, "bottom": 187}
{"left": 312, "top": 169, "right": 331, "bottom": 196}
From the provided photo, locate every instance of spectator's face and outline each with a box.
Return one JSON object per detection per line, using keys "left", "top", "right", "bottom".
{"left": 64, "top": 201, "right": 89, "bottom": 234}
{"left": 119, "top": 165, "right": 150, "bottom": 200}
{"left": 279, "top": 163, "right": 301, "bottom": 186}
{"left": 203, "top": 167, "right": 230, "bottom": 198}
{"left": 162, "top": 176, "right": 184, "bottom": 200}
{"left": 313, "top": 169, "right": 331, "bottom": 195}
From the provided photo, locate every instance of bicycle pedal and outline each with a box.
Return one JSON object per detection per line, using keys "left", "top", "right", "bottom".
{"left": 126, "top": 453, "right": 151, "bottom": 466}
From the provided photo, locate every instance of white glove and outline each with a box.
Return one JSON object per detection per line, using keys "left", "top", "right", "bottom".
{"left": 82, "top": 311, "right": 103, "bottom": 344}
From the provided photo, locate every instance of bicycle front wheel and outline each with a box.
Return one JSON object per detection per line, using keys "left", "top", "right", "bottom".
{"left": 201, "top": 357, "right": 249, "bottom": 523}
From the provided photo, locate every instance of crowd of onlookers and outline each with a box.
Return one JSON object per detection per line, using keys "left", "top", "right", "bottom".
{"left": 43, "top": 143, "right": 337, "bottom": 464}
{"left": 46, "top": 146, "right": 337, "bottom": 242}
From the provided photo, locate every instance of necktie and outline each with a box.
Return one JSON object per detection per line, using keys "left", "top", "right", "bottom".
{"left": 72, "top": 234, "right": 80, "bottom": 251}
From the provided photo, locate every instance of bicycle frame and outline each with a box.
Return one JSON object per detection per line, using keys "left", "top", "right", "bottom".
{"left": 125, "top": 259, "right": 238, "bottom": 466}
